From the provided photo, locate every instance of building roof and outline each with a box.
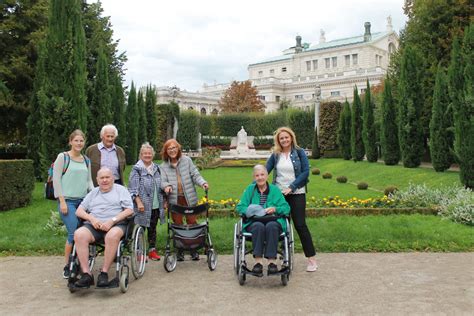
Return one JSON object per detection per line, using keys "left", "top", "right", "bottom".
{"left": 249, "top": 31, "right": 390, "bottom": 66}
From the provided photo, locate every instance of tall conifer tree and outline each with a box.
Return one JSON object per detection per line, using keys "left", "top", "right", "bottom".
{"left": 351, "top": 87, "right": 364, "bottom": 161}
{"left": 337, "top": 100, "right": 352, "bottom": 160}
{"left": 449, "top": 30, "right": 474, "bottom": 188}
{"left": 111, "top": 72, "right": 126, "bottom": 146}
{"left": 398, "top": 45, "right": 425, "bottom": 168}
{"left": 362, "top": 80, "right": 377, "bottom": 162}
{"left": 137, "top": 89, "right": 147, "bottom": 146}
{"left": 145, "top": 85, "right": 157, "bottom": 149}
{"left": 125, "top": 82, "right": 138, "bottom": 164}
{"left": 380, "top": 79, "right": 400, "bottom": 165}
{"left": 88, "top": 46, "right": 111, "bottom": 144}
{"left": 429, "top": 65, "right": 452, "bottom": 171}
{"left": 27, "top": 0, "right": 88, "bottom": 178}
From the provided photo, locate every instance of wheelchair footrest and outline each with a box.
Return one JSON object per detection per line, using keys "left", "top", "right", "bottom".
{"left": 96, "top": 277, "right": 119, "bottom": 289}
{"left": 241, "top": 266, "right": 263, "bottom": 278}
{"left": 268, "top": 266, "right": 290, "bottom": 277}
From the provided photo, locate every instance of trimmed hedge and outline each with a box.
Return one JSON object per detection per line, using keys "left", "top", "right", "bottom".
{"left": 288, "top": 108, "right": 314, "bottom": 148}
{"left": 177, "top": 110, "right": 200, "bottom": 150}
{"left": 0, "top": 160, "right": 35, "bottom": 211}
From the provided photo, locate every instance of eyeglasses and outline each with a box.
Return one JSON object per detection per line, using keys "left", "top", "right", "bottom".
{"left": 167, "top": 146, "right": 178, "bottom": 151}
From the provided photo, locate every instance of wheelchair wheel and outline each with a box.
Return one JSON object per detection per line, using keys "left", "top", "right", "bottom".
{"left": 289, "top": 224, "right": 294, "bottom": 271}
{"left": 164, "top": 252, "right": 177, "bottom": 272}
{"left": 88, "top": 245, "right": 96, "bottom": 271}
{"left": 131, "top": 225, "right": 146, "bottom": 279}
{"left": 207, "top": 248, "right": 217, "bottom": 271}
{"left": 119, "top": 271, "right": 129, "bottom": 293}
{"left": 281, "top": 273, "right": 288, "bottom": 286}
{"left": 233, "top": 223, "right": 240, "bottom": 275}
{"left": 238, "top": 264, "right": 246, "bottom": 286}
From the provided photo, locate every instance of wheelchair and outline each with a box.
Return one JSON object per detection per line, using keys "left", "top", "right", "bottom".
{"left": 163, "top": 191, "right": 217, "bottom": 272}
{"left": 67, "top": 216, "right": 147, "bottom": 293}
{"left": 233, "top": 215, "right": 294, "bottom": 286}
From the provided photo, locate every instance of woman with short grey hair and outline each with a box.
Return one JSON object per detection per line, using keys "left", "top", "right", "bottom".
{"left": 128, "top": 142, "right": 165, "bottom": 261}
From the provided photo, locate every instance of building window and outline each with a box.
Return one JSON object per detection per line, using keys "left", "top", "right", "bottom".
{"left": 325, "top": 58, "right": 330, "bottom": 69}
{"left": 332, "top": 57, "right": 337, "bottom": 67}
{"left": 352, "top": 54, "right": 358, "bottom": 65}
{"left": 201, "top": 108, "right": 207, "bottom": 115}
{"left": 188, "top": 106, "right": 194, "bottom": 110}
{"left": 281, "top": 67, "right": 287, "bottom": 73}
{"left": 306, "top": 60, "right": 311, "bottom": 71}
{"left": 345, "top": 55, "right": 350, "bottom": 66}
{"left": 258, "top": 70, "right": 263, "bottom": 77}
{"left": 275, "top": 95, "right": 280, "bottom": 102}
{"left": 360, "top": 88, "right": 366, "bottom": 94}
{"left": 258, "top": 95, "right": 266, "bottom": 101}
{"left": 312, "top": 60, "right": 318, "bottom": 70}
{"left": 294, "top": 94, "right": 304, "bottom": 100}
{"left": 270, "top": 69, "right": 275, "bottom": 75}
{"left": 211, "top": 109, "right": 218, "bottom": 115}
{"left": 375, "top": 54, "right": 382, "bottom": 66}
{"left": 330, "top": 91, "right": 340, "bottom": 97}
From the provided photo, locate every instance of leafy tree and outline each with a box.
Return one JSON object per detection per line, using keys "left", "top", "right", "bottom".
{"left": 449, "top": 30, "right": 474, "bottom": 188}
{"left": 351, "top": 87, "right": 364, "bottom": 161}
{"left": 87, "top": 46, "right": 111, "bottom": 145}
{"left": 429, "top": 64, "right": 452, "bottom": 171}
{"left": 398, "top": 45, "right": 425, "bottom": 168}
{"left": 145, "top": 85, "right": 157, "bottom": 150}
{"left": 337, "top": 100, "right": 352, "bottom": 160}
{"left": 218, "top": 80, "right": 265, "bottom": 113}
{"left": 380, "top": 79, "right": 400, "bottom": 165}
{"left": 27, "top": 0, "right": 88, "bottom": 179}
{"left": 362, "top": 80, "right": 377, "bottom": 162}
{"left": 0, "top": 0, "right": 48, "bottom": 143}
{"left": 125, "top": 82, "right": 138, "bottom": 164}
{"left": 137, "top": 89, "right": 147, "bottom": 146}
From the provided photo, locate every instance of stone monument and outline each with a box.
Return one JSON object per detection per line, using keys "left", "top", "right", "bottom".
{"left": 228, "top": 126, "right": 257, "bottom": 157}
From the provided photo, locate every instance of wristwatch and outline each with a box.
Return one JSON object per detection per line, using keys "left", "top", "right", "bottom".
{"left": 112, "top": 217, "right": 117, "bottom": 223}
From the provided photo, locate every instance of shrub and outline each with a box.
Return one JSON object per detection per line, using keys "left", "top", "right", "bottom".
{"left": 438, "top": 187, "right": 473, "bottom": 225}
{"left": 288, "top": 109, "right": 313, "bottom": 148}
{"left": 44, "top": 210, "right": 67, "bottom": 235}
{"left": 384, "top": 186, "right": 398, "bottom": 197}
{"left": 357, "top": 182, "right": 369, "bottom": 190}
{"left": 322, "top": 172, "right": 332, "bottom": 179}
{"left": 311, "top": 168, "right": 320, "bottom": 175}
{"left": 177, "top": 110, "right": 200, "bottom": 150}
{"left": 319, "top": 101, "right": 343, "bottom": 154}
{"left": 0, "top": 160, "right": 35, "bottom": 211}
{"left": 336, "top": 176, "right": 348, "bottom": 183}
{"left": 195, "top": 147, "right": 221, "bottom": 170}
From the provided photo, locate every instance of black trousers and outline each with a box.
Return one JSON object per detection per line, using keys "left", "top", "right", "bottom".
{"left": 247, "top": 221, "right": 282, "bottom": 259}
{"left": 285, "top": 193, "right": 316, "bottom": 257}
{"left": 148, "top": 208, "right": 160, "bottom": 249}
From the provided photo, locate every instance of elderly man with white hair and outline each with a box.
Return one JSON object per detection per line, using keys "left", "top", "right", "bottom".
{"left": 86, "top": 124, "right": 126, "bottom": 186}
{"left": 73, "top": 167, "right": 133, "bottom": 289}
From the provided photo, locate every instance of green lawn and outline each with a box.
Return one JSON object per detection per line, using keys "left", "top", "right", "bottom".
{"left": 0, "top": 159, "right": 470, "bottom": 256}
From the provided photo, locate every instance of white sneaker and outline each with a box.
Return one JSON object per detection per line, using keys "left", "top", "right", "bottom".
{"left": 306, "top": 258, "right": 318, "bottom": 272}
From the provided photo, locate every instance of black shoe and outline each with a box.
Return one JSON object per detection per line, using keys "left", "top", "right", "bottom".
{"left": 267, "top": 263, "right": 278, "bottom": 275}
{"left": 63, "top": 264, "right": 70, "bottom": 279}
{"left": 96, "top": 271, "right": 109, "bottom": 288}
{"left": 177, "top": 250, "right": 184, "bottom": 262}
{"left": 190, "top": 251, "right": 200, "bottom": 261}
{"left": 252, "top": 263, "right": 263, "bottom": 275}
{"left": 74, "top": 273, "right": 94, "bottom": 288}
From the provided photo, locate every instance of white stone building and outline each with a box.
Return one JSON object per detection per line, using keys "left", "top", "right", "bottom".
{"left": 158, "top": 18, "right": 398, "bottom": 114}
{"left": 245, "top": 19, "right": 399, "bottom": 112}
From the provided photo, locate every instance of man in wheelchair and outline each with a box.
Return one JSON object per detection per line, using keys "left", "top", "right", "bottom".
{"left": 73, "top": 167, "right": 134, "bottom": 288}
{"left": 236, "top": 165, "right": 290, "bottom": 276}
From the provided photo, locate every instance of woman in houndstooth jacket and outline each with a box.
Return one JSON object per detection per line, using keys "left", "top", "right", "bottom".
{"left": 128, "top": 143, "right": 165, "bottom": 261}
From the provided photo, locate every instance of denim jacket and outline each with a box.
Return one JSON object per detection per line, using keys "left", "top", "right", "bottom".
{"left": 266, "top": 147, "right": 309, "bottom": 192}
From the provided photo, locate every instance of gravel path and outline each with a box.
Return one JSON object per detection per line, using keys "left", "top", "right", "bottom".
{"left": 1, "top": 253, "right": 473, "bottom": 315}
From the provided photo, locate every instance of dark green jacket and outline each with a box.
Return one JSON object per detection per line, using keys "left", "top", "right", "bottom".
{"left": 236, "top": 183, "right": 290, "bottom": 231}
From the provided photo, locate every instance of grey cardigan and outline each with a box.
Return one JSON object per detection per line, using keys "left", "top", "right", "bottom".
{"left": 128, "top": 160, "right": 165, "bottom": 227}
{"left": 160, "top": 156, "right": 207, "bottom": 207}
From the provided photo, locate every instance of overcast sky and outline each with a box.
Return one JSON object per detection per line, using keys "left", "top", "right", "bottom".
{"left": 91, "top": 0, "right": 408, "bottom": 92}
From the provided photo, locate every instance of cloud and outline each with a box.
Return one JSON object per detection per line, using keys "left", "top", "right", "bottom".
{"left": 91, "top": 0, "right": 408, "bottom": 91}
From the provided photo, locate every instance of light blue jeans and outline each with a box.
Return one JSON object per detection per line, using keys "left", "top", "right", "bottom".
{"left": 57, "top": 199, "right": 82, "bottom": 244}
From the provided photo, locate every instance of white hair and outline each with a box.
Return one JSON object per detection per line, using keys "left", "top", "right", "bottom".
{"left": 97, "top": 167, "right": 113, "bottom": 177}
{"left": 140, "top": 142, "right": 155, "bottom": 156}
{"left": 100, "top": 124, "right": 118, "bottom": 138}
{"left": 253, "top": 164, "right": 268, "bottom": 175}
